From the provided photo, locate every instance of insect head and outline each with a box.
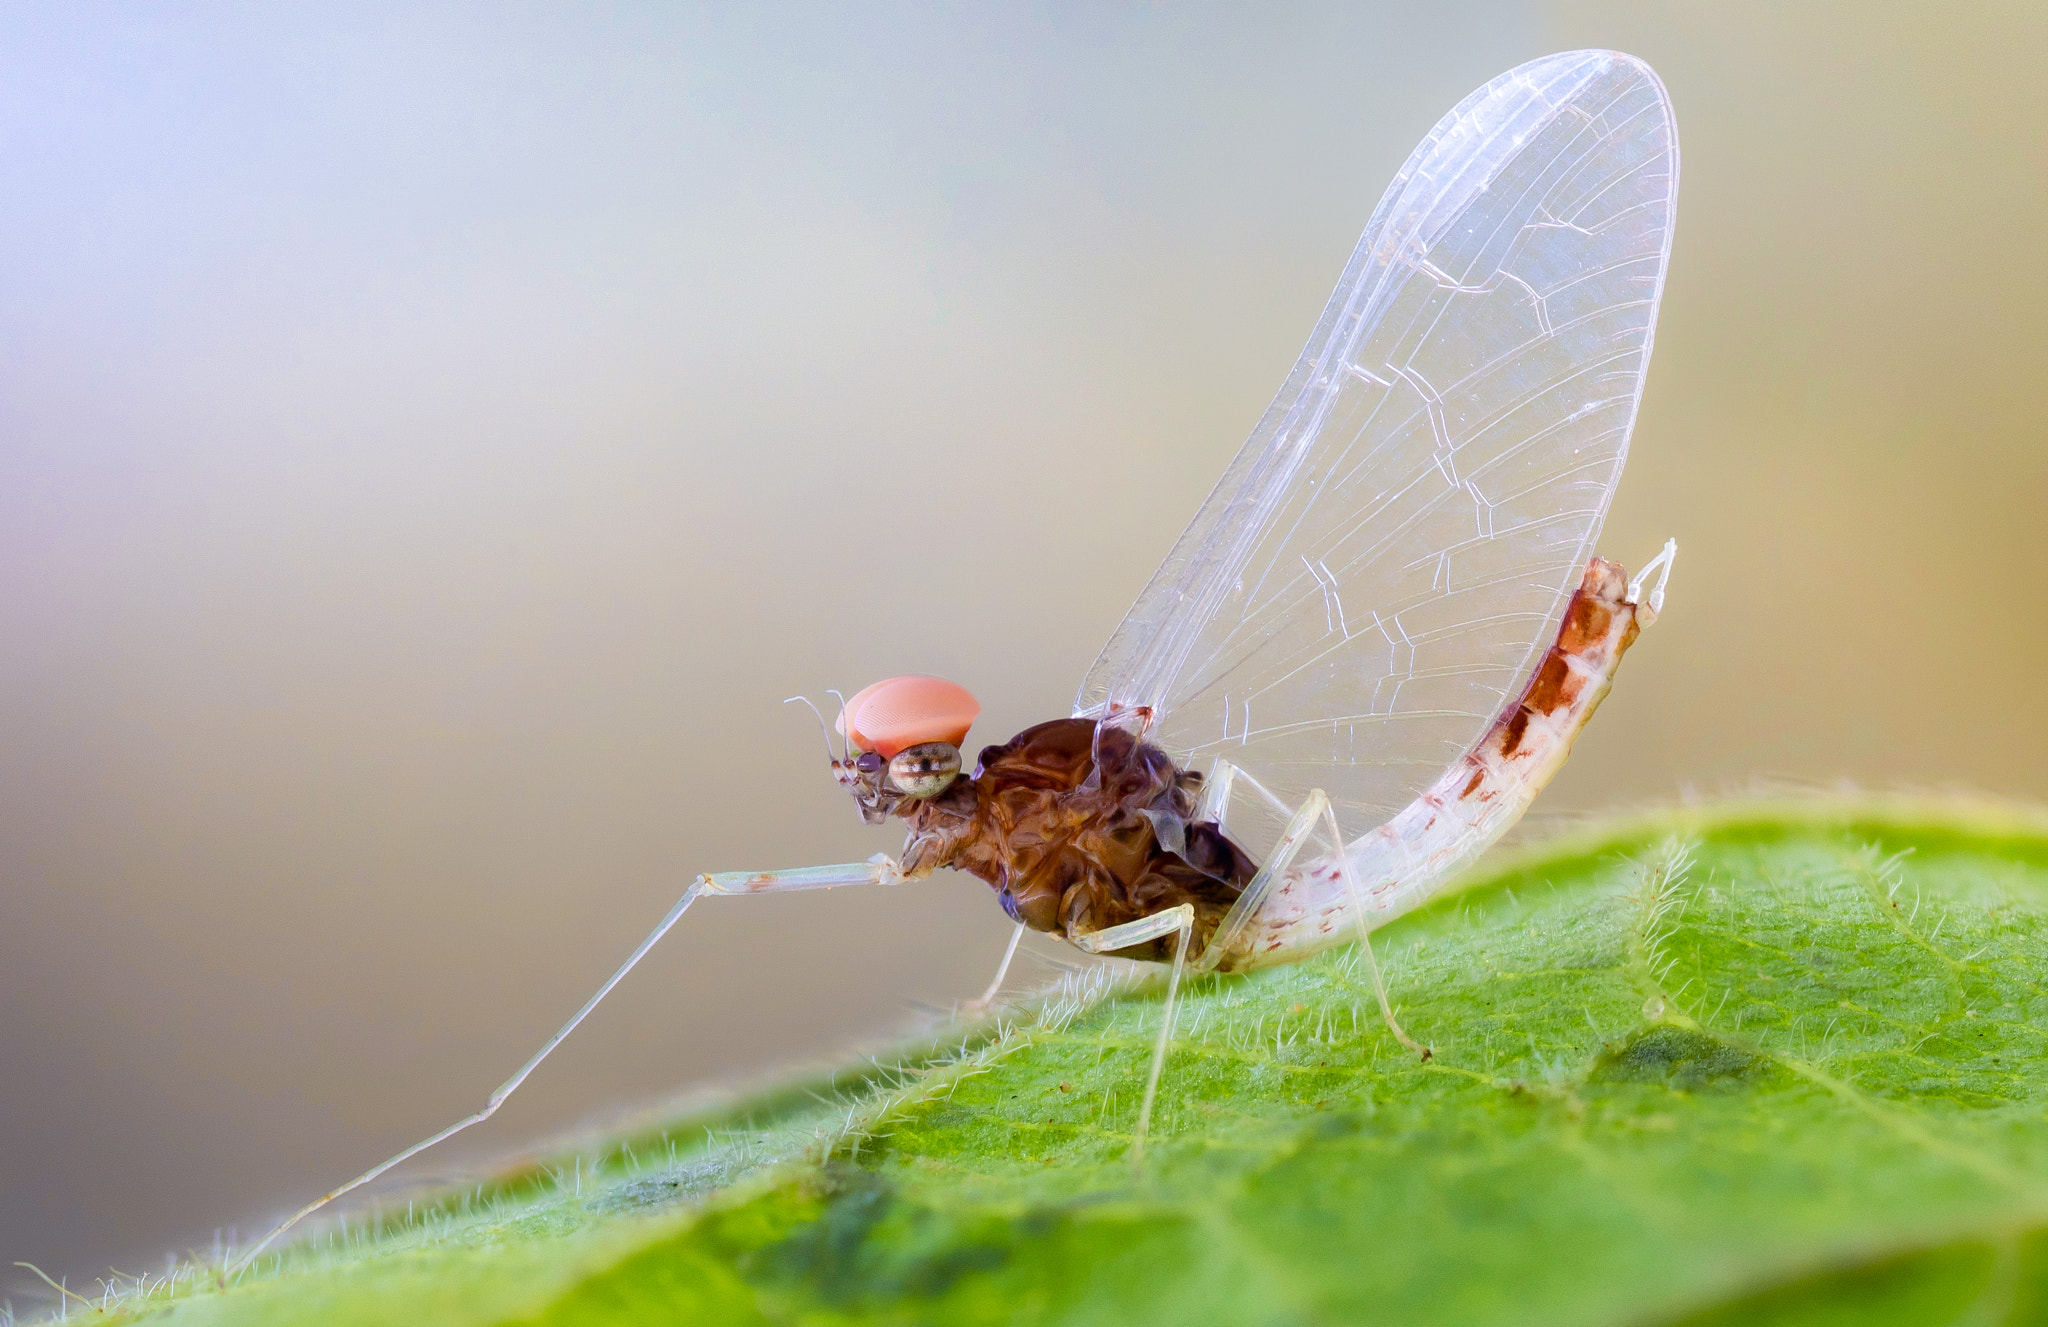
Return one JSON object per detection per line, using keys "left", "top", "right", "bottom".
{"left": 832, "top": 675, "right": 979, "bottom": 823}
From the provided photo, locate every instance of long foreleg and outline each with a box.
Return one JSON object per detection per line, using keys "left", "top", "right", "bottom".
{"left": 230, "top": 855, "right": 908, "bottom": 1275}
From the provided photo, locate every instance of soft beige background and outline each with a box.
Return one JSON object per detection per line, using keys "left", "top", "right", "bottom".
{"left": 4, "top": 1, "right": 2043, "bottom": 1293}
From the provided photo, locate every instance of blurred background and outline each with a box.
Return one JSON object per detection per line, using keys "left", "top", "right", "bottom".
{"left": 3, "top": 0, "right": 2043, "bottom": 1295}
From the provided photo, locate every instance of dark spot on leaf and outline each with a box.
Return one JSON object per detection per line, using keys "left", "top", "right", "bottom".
{"left": 1660, "top": 1235, "right": 2003, "bottom": 1325}
{"left": 1309, "top": 1110, "right": 1369, "bottom": 1141}
{"left": 1590, "top": 1026, "right": 1764, "bottom": 1092}
{"left": 757, "top": 1164, "right": 1017, "bottom": 1306}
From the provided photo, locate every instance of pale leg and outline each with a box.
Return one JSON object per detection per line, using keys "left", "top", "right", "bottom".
{"left": 1071, "top": 903, "right": 1195, "bottom": 1168}
{"left": 1202, "top": 764, "right": 1427, "bottom": 1056}
{"left": 961, "top": 921, "right": 1027, "bottom": 1015}
{"left": 1196, "top": 783, "right": 1329, "bottom": 974}
{"left": 1194, "top": 758, "right": 1237, "bottom": 823}
{"left": 1200, "top": 756, "right": 1300, "bottom": 827}
{"left": 1317, "top": 800, "right": 1428, "bottom": 1060}
{"left": 231, "top": 854, "right": 908, "bottom": 1275}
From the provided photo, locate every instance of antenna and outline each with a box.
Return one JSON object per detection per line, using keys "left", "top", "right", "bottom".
{"left": 784, "top": 695, "right": 841, "bottom": 764}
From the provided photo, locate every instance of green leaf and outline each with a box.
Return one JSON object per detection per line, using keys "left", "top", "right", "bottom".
{"left": 99, "top": 798, "right": 2048, "bottom": 1326}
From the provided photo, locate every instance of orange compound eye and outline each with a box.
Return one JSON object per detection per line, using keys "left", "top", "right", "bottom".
{"left": 834, "top": 675, "right": 980, "bottom": 760}
{"left": 834, "top": 680, "right": 889, "bottom": 744}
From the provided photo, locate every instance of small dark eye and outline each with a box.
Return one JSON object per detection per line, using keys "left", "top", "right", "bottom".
{"left": 855, "top": 752, "right": 883, "bottom": 774}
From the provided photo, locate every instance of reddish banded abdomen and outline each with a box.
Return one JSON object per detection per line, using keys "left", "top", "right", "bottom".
{"left": 1212, "top": 557, "right": 1650, "bottom": 971}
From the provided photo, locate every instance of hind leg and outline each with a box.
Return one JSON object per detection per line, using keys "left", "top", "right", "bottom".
{"left": 1315, "top": 800, "right": 1429, "bottom": 1060}
{"left": 1198, "top": 765, "right": 1428, "bottom": 1058}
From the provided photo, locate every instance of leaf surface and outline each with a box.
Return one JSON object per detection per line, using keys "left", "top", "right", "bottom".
{"left": 102, "top": 800, "right": 2048, "bottom": 1326}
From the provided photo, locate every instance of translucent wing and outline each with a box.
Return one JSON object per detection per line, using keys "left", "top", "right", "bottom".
{"left": 1075, "top": 50, "right": 1678, "bottom": 856}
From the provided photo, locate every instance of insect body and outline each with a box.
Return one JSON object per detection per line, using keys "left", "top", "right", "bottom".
{"left": 851, "top": 708, "right": 1258, "bottom": 962}
{"left": 841, "top": 550, "right": 1662, "bottom": 979}
{"left": 235, "top": 46, "right": 1680, "bottom": 1270}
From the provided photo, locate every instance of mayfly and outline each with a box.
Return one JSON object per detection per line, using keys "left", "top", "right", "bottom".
{"left": 236, "top": 48, "right": 1679, "bottom": 1271}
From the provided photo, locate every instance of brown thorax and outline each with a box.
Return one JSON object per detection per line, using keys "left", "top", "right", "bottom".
{"left": 827, "top": 673, "right": 1256, "bottom": 962}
